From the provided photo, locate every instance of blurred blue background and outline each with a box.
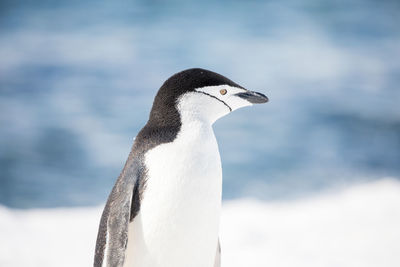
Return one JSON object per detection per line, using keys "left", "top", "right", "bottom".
{"left": 1, "top": 0, "right": 399, "bottom": 208}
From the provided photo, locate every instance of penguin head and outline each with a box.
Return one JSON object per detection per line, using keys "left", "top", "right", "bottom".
{"left": 149, "top": 68, "right": 268, "bottom": 125}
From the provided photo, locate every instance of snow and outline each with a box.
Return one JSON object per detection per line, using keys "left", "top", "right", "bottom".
{"left": 1, "top": 178, "right": 400, "bottom": 267}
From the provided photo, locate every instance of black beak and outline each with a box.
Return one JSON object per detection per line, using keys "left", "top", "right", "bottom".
{"left": 235, "top": 90, "right": 269, "bottom": 104}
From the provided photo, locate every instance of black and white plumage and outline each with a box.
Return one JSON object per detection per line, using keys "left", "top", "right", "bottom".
{"left": 94, "top": 68, "right": 268, "bottom": 267}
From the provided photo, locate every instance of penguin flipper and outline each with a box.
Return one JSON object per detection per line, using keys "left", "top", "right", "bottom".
{"left": 94, "top": 160, "right": 143, "bottom": 267}
{"left": 214, "top": 240, "right": 221, "bottom": 267}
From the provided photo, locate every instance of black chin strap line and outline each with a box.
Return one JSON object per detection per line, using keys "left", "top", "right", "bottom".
{"left": 195, "top": 91, "right": 232, "bottom": 112}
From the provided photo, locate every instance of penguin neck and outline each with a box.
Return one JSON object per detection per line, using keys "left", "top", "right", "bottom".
{"left": 148, "top": 100, "right": 181, "bottom": 128}
{"left": 134, "top": 97, "right": 218, "bottom": 155}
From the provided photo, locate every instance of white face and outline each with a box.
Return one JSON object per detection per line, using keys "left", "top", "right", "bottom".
{"left": 177, "top": 84, "right": 258, "bottom": 125}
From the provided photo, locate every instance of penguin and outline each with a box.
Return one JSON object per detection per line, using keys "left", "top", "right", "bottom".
{"left": 94, "top": 68, "right": 268, "bottom": 267}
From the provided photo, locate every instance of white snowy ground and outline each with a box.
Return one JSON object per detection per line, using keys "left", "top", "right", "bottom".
{"left": 1, "top": 179, "right": 400, "bottom": 267}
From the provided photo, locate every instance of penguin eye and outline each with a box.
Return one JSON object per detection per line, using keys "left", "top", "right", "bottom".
{"left": 220, "top": 89, "right": 227, "bottom": 95}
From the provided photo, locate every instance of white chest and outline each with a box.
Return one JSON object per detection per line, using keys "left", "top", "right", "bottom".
{"left": 124, "top": 121, "right": 222, "bottom": 267}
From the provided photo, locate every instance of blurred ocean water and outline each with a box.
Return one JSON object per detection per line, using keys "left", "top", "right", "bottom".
{"left": 1, "top": 0, "right": 399, "bottom": 208}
